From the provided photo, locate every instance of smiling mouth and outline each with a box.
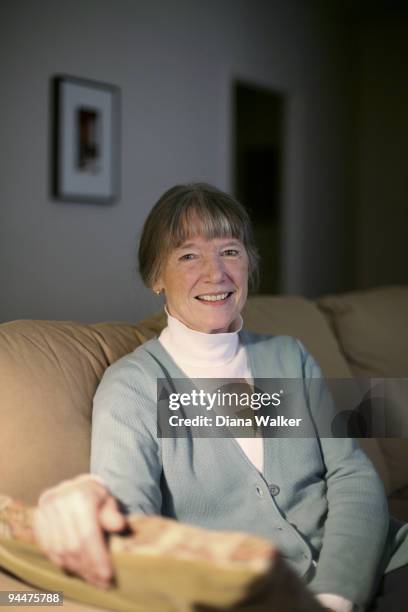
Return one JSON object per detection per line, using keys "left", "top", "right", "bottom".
{"left": 195, "top": 292, "right": 233, "bottom": 302}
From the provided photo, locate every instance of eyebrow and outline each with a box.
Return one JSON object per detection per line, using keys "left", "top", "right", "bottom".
{"left": 177, "top": 240, "right": 241, "bottom": 250}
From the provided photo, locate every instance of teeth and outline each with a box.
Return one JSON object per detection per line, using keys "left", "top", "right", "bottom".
{"left": 197, "top": 292, "right": 229, "bottom": 302}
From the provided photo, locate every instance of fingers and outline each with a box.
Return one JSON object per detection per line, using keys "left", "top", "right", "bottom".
{"left": 70, "top": 492, "right": 113, "bottom": 587}
{"left": 33, "top": 505, "right": 65, "bottom": 569}
{"left": 99, "top": 496, "right": 127, "bottom": 533}
{"left": 34, "top": 476, "right": 122, "bottom": 588}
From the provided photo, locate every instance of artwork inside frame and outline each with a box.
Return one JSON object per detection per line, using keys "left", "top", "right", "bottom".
{"left": 52, "top": 75, "right": 120, "bottom": 203}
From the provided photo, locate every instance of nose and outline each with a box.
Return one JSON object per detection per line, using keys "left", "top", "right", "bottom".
{"left": 202, "top": 254, "right": 226, "bottom": 283}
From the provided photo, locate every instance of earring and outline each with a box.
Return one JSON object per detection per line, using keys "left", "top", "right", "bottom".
{"left": 155, "top": 289, "right": 162, "bottom": 295}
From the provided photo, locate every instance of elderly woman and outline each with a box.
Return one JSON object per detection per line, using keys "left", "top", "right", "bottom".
{"left": 34, "top": 183, "right": 408, "bottom": 612}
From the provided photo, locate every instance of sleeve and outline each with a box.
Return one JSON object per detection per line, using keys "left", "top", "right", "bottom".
{"left": 298, "top": 341, "right": 389, "bottom": 609}
{"left": 316, "top": 593, "right": 354, "bottom": 612}
{"left": 90, "top": 358, "right": 162, "bottom": 515}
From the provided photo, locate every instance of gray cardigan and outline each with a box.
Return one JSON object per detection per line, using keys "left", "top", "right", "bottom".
{"left": 91, "top": 331, "right": 408, "bottom": 608}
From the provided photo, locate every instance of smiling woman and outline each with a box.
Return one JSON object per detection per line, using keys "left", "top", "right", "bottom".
{"left": 137, "top": 183, "right": 259, "bottom": 333}
{"left": 138, "top": 183, "right": 260, "bottom": 292}
{"left": 153, "top": 235, "right": 249, "bottom": 333}
{"left": 33, "top": 183, "right": 408, "bottom": 612}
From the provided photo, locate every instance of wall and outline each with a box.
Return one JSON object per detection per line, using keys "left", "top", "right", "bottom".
{"left": 0, "top": 0, "right": 352, "bottom": 323}
{"left": 354, "top": 15, "right": 408, "bottom": 288}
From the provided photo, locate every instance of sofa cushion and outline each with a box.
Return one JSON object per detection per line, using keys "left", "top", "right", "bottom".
{"left": 317, "top": 286, "right": 408, "bottom": 378}
{"left": 0, "top": 319, "right": 162, "bottom": 504}
{"left": 318, "top": 286, "right": 408, "bottom": 496}
{"left": 243, "top": 295, "right": 352, "bottom": 378}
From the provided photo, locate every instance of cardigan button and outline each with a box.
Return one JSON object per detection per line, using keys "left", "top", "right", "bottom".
{"left": 268, "top": 484, "right": 280, "bottom": 496}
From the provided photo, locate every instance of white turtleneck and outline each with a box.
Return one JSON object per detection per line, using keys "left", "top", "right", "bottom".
{"left": 158, "top": 309, "right": 264, "bottom": 472}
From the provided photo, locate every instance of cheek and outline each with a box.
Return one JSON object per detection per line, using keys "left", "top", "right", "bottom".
{"left": 167, "top": 273, "right": 194, "bottom": 301}
{"left": 238, "top": 262, "right": 249, "bottom": 288}
{"left": 233, "top": 267, "right": 248, "bottom": 306}
{"left": 239, "top": 285, "right": 248, "bottom": 307}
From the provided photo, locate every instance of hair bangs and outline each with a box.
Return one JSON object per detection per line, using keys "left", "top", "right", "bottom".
{"left": 168, "top": 200, "right": 245, "bottom": 251}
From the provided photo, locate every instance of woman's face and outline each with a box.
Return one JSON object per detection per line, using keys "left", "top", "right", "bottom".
{"left": 155, "top": 235, "right": 249, "bottom": 333}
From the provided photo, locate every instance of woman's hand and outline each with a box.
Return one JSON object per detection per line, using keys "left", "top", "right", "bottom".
{"left": 33, "top": 474, "right": 127, "bottom": 588}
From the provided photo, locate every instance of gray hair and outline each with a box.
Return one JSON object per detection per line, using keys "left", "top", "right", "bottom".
{"left": 138, "top": 183, "right": 260, "bottom": 291}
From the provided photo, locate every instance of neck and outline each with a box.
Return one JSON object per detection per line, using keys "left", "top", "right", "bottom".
{"left": 159, "top": 307, "right": 243, "bottom": 366}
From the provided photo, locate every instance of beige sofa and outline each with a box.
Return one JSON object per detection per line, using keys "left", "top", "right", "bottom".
{"left": 0, "top": 285, "right": 407, "bottom": 609}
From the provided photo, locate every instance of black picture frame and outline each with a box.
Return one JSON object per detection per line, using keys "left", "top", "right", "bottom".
{"left": 52, "top": 75, "right": 120, "bottom": 204}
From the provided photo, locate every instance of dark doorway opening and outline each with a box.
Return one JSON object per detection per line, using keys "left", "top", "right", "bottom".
{"left": 233, "top": 81, "right": 285, "bottom": 294}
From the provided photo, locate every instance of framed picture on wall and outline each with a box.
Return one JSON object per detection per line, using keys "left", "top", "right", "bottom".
{"left": 52, "top": 75, "right": 120, "bottom": 203}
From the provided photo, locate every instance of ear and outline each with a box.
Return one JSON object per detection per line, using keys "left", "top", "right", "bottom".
{"left": 152, "top": 267, "right": 166, "bottom": 295}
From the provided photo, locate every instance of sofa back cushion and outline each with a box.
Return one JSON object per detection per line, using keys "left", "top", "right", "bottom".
{"left": 318, "top": 286, "right": 408, "bottom": 496}
{"left": 243, "top": 295, "right": 352, "bottom": 378}
{"left": 0, "top": 319, "right": 163, "bottom": 504}
{"left": 318, "top": 286, "right": 408, "bottom": 378}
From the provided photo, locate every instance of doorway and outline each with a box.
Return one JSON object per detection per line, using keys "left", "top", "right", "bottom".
{"left": 233, "top": 81, "right": 285, "bottom": 294}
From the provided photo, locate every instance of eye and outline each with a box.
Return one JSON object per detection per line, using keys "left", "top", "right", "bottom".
{"left": 179, "top": 253, "right": 197, "bottom": 261}
{"left": 222, "top": 249, "right": 239, "bottom": 257}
